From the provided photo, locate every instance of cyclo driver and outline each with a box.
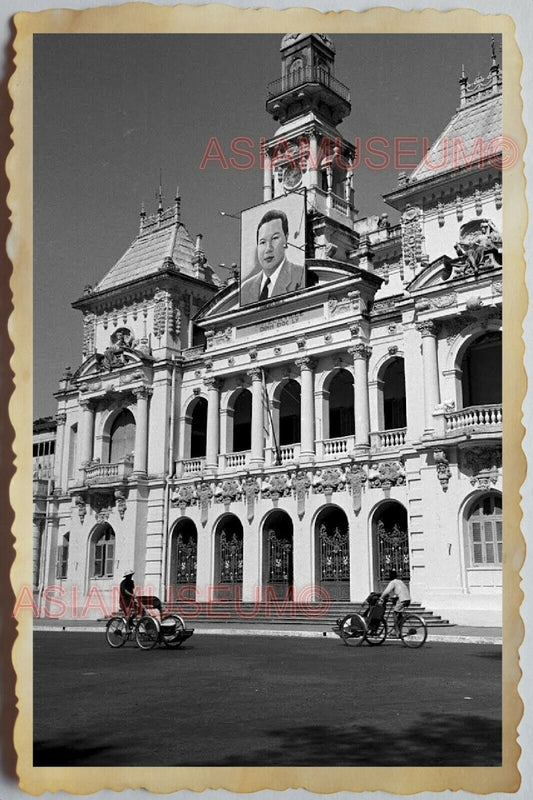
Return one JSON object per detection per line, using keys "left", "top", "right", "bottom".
{"left": 379, "top": 569, "right": 410, "bottom": 636}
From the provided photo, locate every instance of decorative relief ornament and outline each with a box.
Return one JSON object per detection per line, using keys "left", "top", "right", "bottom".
{"left": 401, "top": 205, "right": 427, "bottom": 272}
{"left": 216, "top": 479, "right": 242, "bottom": 506}
{"left": 91, "top": 492, "right": 113, "bottom": 522}
{"left": 460, "top": 447, "right": 501, "bottom": 488}
{"left": 433, "top": 449, "right": 452, "bottom": 492}
{"left": 437, "top": 201, "right": 445, "bottom": 228}
{"left": 243, "top": 475, "right": 260, "bottom": 523}
{"left": 82, "top": 312, "right": 96, "bottom": 359}
{"left": 415, "top": 293, "right": 457, "bottom": 311}
{"left": 367, "top": 461, "right": 405, "bottom": 489}
{"left": 371, "top": 298, "right": 397, "bottom": 314}
{"left": 291, "top": 468, "right": 311, "bottom": 518}
{"left": 73, "top": 494, "right": 86, "bottom": 523}
{"left": 493, "top": 181, "right": 502, "bottom": 210}
{"left": 114, "top": 489, "right": 127, "bottom": 520}
{"left": 312, "top": 468, "right": 346, "bottom": 496}
{"left": 262, "top": 473, "right": 291, "bottom": 501}
{"left": 349, "top": 343, "right": 372, "bottom": 361}
{"left": 196, "top": 481, "right": 213, "bottom": 526}
{"left": 492, "top": 279, "right": 503, "bottom": 295}
{"left": 453, "top": 219, "right": 502, "bottom": 278}
{"left": 171, "top": 484, "right": 196, "bottom": 510}
{"left": 415, "top": 320, "right": 438, "bottom": 337}
{"left": 345, "top": 463, "right": 367, "bottom": 512}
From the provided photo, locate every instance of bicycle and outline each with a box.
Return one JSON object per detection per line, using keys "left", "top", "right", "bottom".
{"left": 105, "top": 595, "right": 193, "bottom": 650}
{"left": 333, "top": 593, "right": 428, "bottom": 649}
{"left": 362, "top": 592, "right": 427, "bottom": 648}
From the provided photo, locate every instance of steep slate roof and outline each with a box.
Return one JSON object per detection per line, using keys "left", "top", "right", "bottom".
{"left": 410, "top": 92, "right": 501, "bottom": 184}
{"left": 95, "top": 214, "right": 204, "bottom": 293}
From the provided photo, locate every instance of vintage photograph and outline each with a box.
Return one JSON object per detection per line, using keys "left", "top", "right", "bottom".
{"left": 19, "top": 22, "right": 518, "bottom": 784}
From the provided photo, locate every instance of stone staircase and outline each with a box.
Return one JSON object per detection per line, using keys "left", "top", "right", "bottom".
{"left": 164, "top": 601, "right": 451, "bottom": 628}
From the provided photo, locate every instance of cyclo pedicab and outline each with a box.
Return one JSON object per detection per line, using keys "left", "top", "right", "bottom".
{"left": 333, "top": 592, "right": 428, "bottom": 648}
{"left": 105, "top": 595, "right": 194, "bottom": 650}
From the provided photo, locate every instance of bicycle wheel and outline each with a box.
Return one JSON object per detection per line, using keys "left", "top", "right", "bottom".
{"left": 161, "top": 614, "right": 186, "bottom": 648}
{"left": 135, "top": 616, "right": 160, "bottom": 650}
{"left": 105, "top": 616, "right": 129, "bottom": 648}
{"left": 399, "top": 614, "right": 427, "bottom": 648}
{"left": 365, "top": 619, "right": 387, "bottom": 646}
{"left": 340, "top": 613, "right": 367, "bottom": 647}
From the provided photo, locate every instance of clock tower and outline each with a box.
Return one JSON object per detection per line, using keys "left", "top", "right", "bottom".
{"left": 263, "top": 34, "right": 359, "bottom": 259}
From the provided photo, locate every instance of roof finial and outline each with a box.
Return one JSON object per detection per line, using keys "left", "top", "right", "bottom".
{"left": 459, "top": 63, "right": 468, "bottom": 107}
{"left": 491, "top": 35, "right": 497, "bottom": 67}
{"left": 490, "top": 35, "right": 500, "bottom": 92}
{"left": 174, "top": 185, "right": 181, "bottom": 222}
{"left": 139, "top": 200, "right": 146, "bottom": 233}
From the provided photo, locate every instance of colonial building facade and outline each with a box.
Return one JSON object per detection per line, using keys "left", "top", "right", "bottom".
{"left": 34, "top": 35, "right": 503, "bottom": 625}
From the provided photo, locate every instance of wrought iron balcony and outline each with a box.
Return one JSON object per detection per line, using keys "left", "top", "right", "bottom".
{"left": 267, "top": 67, "right": 350, "bottom": 103}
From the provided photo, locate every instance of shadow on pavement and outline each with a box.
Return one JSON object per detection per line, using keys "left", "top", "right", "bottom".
{"left": 34, "top": 739, "right": 110, "bottom": 766}
{"left": 216, "top": 711, "right": 501, "bottom": 767}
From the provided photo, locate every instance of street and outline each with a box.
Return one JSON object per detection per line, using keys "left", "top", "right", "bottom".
{"left": 34, "top": 631, "right": 501, "bottom": 767}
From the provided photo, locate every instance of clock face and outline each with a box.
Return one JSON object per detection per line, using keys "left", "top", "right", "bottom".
{"left": 283, "top": 165, "right": 302, "bottom": 190}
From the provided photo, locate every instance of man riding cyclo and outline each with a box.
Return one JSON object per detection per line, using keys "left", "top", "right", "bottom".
{"left": 119, "top": 570, "right": 142, "bottom": 622}
{"left": 378, "top": 569, "right": 411, "bottom": 636}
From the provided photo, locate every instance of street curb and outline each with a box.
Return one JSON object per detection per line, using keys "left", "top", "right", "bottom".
{"left": 33, "top": 625, "right": 502, "bottom": 645}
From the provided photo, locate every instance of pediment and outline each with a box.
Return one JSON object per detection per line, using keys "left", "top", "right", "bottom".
{"left": 407, "top": 256, "right": 455, "bottom": 292}
{"left": 73, "top": 348, "right": 151, "bottom": 382}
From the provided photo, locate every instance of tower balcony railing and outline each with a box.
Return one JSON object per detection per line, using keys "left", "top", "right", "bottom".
{"left": 370, "top": 428, "right": 407, "bottom": 451}
{"left": 267, "top": 67, "right": 350, "bottom": 103}
{"left": 444, "top": 404, "right": 502, "bottom": 435}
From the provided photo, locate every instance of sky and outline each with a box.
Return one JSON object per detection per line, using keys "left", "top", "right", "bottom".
{"left": 33, "top": 33, "right": 499, "bottom": 418}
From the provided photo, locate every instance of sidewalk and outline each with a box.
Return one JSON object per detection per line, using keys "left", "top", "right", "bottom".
{"left": 33, "top": 617, "right": 502, "bottom": 645}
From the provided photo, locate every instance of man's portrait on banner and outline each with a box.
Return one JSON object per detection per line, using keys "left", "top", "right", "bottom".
{"left": 240, "top": 193, "right": 306, "bottom": 306}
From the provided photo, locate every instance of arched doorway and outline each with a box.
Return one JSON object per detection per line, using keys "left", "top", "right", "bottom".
{"left": 328, "top": 369, "right": 355, "bottom": 438}
{"left": 315, "top": 506, "right": 350, "bottom": 601}
{"left": 460, "top": 332, "right": 502, "bottom": 407}
{"left": 382, "top": 358, "right": 407, "bottom": 429}
{"left": 372, "top": 502, "right": 409, "bottom": 591}
{"left": 262, "top": 510, "right": 293, "bottom": 600}
{"left": 214, "top": 514, "right": 244, "bottom": 600}
{"left": 108, "top": 409, "right": 136, "bottom": 463}
{"left": 169, "top": 519, "right": 198, "bottom": 599}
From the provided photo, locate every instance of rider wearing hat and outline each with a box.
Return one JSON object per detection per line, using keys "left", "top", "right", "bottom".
{"left": 119, "top": 569, "right": 139, "bottom": 619}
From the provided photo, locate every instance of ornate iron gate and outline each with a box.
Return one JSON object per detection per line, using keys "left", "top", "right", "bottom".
{"left": 268, "top": 531, "right": 292, "bottom": 583}
{"left": 319, "top": 524, "right": 349, "bottom": 582}
{"left": 174, "top": 532, "right": 197, "bottom": 584}
{"left": 219, "top": 531, "right": 243, "bottom": 583}
{"left": 376, "top": 521, "right": 410, "bottom": 582}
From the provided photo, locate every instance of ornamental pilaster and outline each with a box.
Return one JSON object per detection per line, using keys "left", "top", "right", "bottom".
{"left": 132, "top": 386, "right": 152, "bottom": 474}
{"left": 204, "top": 377, "right": 221, "bottom": 470}
{"left": 349, "top": 344, "right": 372, "bottom": 447}
{"left": 295, "top": 357, "right": 316, "bottom": 460}
{"left": 247, "top": 368, "right": 265, "bottom": 467}
{"left": 416, "top": 322, "right": 441, "bottom": 431}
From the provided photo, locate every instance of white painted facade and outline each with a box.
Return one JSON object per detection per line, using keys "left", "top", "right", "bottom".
{"left": 34, "top": 35, "right": 503, "bottom": 625}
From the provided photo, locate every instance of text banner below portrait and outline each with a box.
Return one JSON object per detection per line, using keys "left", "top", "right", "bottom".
{"left": 236, "top": 306, "right": 323, "bottom": 341}
{"left": 240, "top": 192, "right": 306, "bottom": 307}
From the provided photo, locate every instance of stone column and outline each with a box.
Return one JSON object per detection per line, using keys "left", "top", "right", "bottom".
{"left": 416, "top": 321, "right": 441, "bottom": 431}
{"left": 248, "top": 367, "right": 265, "bottom": 467}
{"left": 204, "top": 377, "right": 220, "bottom": 471}
{"left": 53, "top": 412, "right": 67, "bottom": 490}
{"left": 133, "top": 386, "right": 152, "bottom": 474}
{"left": 296, "top": 357, "right": 316, "bottom": 461}
{"left": 350, "top": 344, "right": 372, "bottom": 449}
{"left": 263, "top": 148, "right": 273, "bottom": 202}
{"left": 78, "top": 397, "right": 94, "bottom": 469}
{"left": 308, "top": 131, "right": 318, "bottom": 187}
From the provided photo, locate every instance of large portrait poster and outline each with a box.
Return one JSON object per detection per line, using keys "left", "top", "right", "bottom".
{"left": 240, "top": 192, "right": 306, "bottom": 306}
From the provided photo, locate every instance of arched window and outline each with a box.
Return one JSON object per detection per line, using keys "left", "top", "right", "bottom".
{"left": 279, "top": 380, "right": 301, "bottom": 446}
{"left": 382, "top": 359, "right": 407, "bottom": 429}
{"left": 461, "top": 332, "right": 502, "bottom": 407}
{"left": 91, "top": 523, "right": 115, "bottom": 578}
{"left": 108, "top": 409, "right": 135, "bottom": 463}
{"left": 467, "top": 494, "right": 502, "bottom": 567}
{"left": 328, "top": 369, "right": 354, "bottom": 438}
{"left": 289, "top": 56, "right": 304, "bottom": 87}
{"left": 232, "top": 390, "right": 252, "bottom": 452}
{"left": 190, "top": 397, "right": 208, "bottom": 458}
{"left": 56, "top": 532, "right": 69, "bottom": 580}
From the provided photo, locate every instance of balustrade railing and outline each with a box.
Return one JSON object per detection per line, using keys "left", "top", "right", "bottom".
{"left": 84, "top": 460, "right": 133, "bottom": 483}
{"left": 318, "top": 436, "right": 354, "bottom": 459}
{"left": 221, "top": 451, "right": 250, "bottom": 471}
{"left": 445, "top": 404, "right": 502, "bottom": 433}
{"left": 270, "top": 444, "right": 301, "bottom": 465}
{"left": 371, "top": 428, "right": 407, "bottom": 450}
{"left": 180, "top": 458, "right": 205, "bottom": 475}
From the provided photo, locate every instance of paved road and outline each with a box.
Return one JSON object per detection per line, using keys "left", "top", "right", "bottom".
{"left": 34, "top": 632, "right": 501, "bottom": 767}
